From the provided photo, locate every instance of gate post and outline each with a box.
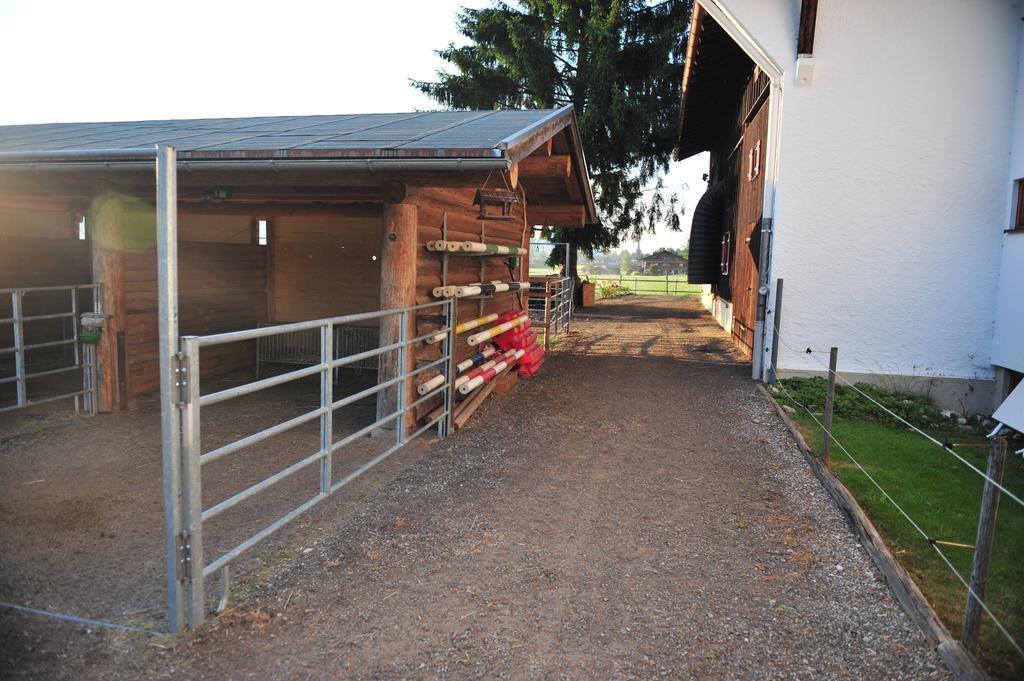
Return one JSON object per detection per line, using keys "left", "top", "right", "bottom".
{"left": 155, "top": 145, "right": 186, "bottom": 633}
{"left": 180, "top": 335, "right": 205, "bottom": 629}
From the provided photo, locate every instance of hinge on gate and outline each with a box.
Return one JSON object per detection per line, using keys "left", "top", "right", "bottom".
{"left": 177, "top": 529, "right": 193, "bottom": 583}
{"left": 175, "top": 352, "right": 189, "bottom": 406}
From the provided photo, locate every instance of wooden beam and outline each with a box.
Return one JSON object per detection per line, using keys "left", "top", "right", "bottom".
{"left": 89, "top": 192, "right": 126, "bottom": 412}
{"left": 175, "top": 201, "right": 382, "bottom": 218}
{"left": 529, "top": 139, "right": 554, "bottom": 157}
{"left": 797, "top": 0, "right": 818, "bottom": 55}
{"left": 376, "top": 201, "right": 418, "bottom": 431}
{"left": 518, "top": 155, "right": 571, "bottom": 179}
{"left": 527, "top": 204, "right": 585, "bottom": 227}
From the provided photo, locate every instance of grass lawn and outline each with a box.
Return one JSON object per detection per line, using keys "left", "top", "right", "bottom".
{"left": 526, "top": 271, "right": 701, "bottom": 298}
{"left": 771, "top": 387, "right": 1024, "bottom": 679}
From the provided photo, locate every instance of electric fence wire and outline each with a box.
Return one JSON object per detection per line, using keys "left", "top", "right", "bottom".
{"left": 771, "top": 323, "right": 1024, "bottom": 510}
{"left": 767, "top": 348, "right": 1024, "bottom": 659}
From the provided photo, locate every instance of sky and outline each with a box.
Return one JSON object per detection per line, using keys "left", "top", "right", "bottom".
{"left": 0, "top": 0, "right": 706, "bottom": 251}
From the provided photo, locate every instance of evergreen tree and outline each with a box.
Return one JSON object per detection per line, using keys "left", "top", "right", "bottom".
{"left": 619, "top": 249, "right": 632, "bottom": 275}
{"left": 414, "top": 0, "right": 692, "bottom": 273}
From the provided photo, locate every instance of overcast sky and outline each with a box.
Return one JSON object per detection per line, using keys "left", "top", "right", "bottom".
{"left": 0, "top": 0, "right": 705, "bottom": 251}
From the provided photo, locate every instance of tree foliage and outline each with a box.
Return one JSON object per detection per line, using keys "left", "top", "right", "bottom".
{"left": 619, "top": 249, "right": 632, "bottom": 275}
{"left": 413, "top": 0, "right": 692, "bottom": 265}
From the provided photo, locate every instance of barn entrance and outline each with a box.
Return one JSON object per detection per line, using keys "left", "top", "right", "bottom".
{"left": 0, "top": 108, "right": 596, "bottom": 635}
{"left": 677, "top": 3, "right": 781, "bottom": 379}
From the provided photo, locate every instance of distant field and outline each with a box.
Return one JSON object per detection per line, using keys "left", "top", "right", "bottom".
{"left": 527, "top": 271, "right": 702, "bottom": 298}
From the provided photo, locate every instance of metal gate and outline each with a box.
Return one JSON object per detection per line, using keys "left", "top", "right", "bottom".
{"left": 529, "top": 276, "right": 574, "bottom": 349}
{"left": 169, "top": 299, "right": 455, "bottom": 628}
{"left": 0, "top": 284, "right": 101, "bottom": 414}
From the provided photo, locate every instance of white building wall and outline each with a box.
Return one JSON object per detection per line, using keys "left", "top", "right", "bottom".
{"left": 713, "top": 0, "right": 1022, "bottom": 390}
{"left": 991, "top": 23, "right": 1024, "bottom": 375}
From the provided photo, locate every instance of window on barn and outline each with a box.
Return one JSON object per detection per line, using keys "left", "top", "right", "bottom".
{"left": 720, "top": 232, "right": 731, "bottom": 275}
{"left": 1013, "top": 180, "right": 1024, "bottom": 231}
{"left": 747, "top": 141, "right": 761, "bottom": 182}
{"left": 255, "top": 218, "right": 269, "bottom": 246}
{"left": 75, "top": 214, "right": 86, "bottom": 240}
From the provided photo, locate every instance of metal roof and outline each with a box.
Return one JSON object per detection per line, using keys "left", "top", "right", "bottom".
{"left": 0, "top": 109, "right": 568, "bottom": 160}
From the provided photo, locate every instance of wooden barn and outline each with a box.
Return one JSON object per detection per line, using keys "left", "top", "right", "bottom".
{"left": 0, "top": 108, "right": 596, "bottom": 421}
{"left": 678, "top": 4, "right": 771, "bottom": 360}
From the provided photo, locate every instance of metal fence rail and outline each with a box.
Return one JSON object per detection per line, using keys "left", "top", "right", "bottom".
{"left": 256, "top": 323, "right": 379, "bottom": 377}
{"left": 174, "top": 299, "right": 455, "bottom": 628}
{"left": 588, "top": 275, "right": 699, "bottom": 297}
{"left": 529, "top": 276, "right": 573, "bottom": 350}
{"left": 0, "top": 284, "right": 100, "bottom": 414}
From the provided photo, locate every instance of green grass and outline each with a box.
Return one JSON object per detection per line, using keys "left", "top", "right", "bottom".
{"left": 527, "top": 270, "right": 701, "bottom": 298}
{"left": 770, "top": 383, "right": 1024, "bottom": 678}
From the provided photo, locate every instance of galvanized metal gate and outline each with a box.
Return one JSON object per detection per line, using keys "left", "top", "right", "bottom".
{"left": 168, "top": 300, "right": 456, "bottom": 629}
{"left": 0, "top": 284, "right": 101, "bottom": 414}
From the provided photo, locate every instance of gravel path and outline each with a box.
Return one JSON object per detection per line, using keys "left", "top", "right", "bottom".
{"left": 2, "top": 296, "right": 950, "bottom": 680}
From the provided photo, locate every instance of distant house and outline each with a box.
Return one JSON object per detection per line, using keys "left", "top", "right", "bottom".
{"left": 637, "top": 249, "right": 688, "bottom": 275}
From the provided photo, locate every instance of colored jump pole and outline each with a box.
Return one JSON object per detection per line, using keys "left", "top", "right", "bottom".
{"left": 425, "top": 313, "right": 499, "bottom": 345}
{"left": 466, "top": 313, "right": 528, "bottom": 346}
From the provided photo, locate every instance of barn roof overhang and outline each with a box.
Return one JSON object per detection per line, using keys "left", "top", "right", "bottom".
{"left": 0, "top": 106, "right": 597, "bottom": 225}
{"left": 676, "top": 5, "right": 754, "bottom": 161}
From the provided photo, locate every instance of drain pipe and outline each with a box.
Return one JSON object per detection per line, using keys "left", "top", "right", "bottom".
{"left": 0, "top": 149, "right": 511, "bottom": 174}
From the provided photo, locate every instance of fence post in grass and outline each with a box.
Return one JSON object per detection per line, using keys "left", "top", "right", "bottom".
{"left": 961, "top": 435, "right": 1008, "bottom": 652}
{"left": 820, "top": 346, "right": 838, "bottom": 462}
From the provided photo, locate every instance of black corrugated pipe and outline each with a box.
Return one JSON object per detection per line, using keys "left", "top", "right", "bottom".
{"left": 687, "top": 182, "right": 726, "bottom": 284}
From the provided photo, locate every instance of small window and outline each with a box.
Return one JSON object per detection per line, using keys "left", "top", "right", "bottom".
{"left": 747, "top": 140, "right": 761, "bottom": 181}
{"left": 256, "top": 218, "right": 268, "bottom": 246}
{"left": 1013, "top": 180, "right": 1024, "bottom": 231}
{"left": 75, "top": 214, "right": 86, "bottom": 240}
{"left": 720, "top": 232, "right": 731, "bottom": 275}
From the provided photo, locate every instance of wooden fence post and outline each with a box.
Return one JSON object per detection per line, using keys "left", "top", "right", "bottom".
{"left": 961, "top": 435, "right": 1008, "bottom": 652}
{"left": 820, "top": 346, "right": 838, "bottom": 462}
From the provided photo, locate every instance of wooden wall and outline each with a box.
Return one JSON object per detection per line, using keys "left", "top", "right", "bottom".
{"left": 729, "top": 96, "right": 769, "bottom": 356}
{"left": 0, "top": 208, "right": 91, "bottom": 353}
{"left": 121, "top": 210, "right": 267, "bottom": 398}
{"left": 412, "top": 185, "right": 529, "bottom": 421}
{"left": 706, "top": 66, "right": 770, "bottom": 358}
{"left": 270, "top": 215, "right": 382, "bottom": 322}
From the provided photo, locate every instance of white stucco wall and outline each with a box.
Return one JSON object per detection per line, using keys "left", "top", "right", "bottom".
{"left": 991, "top": 21, "right": 1024, "bottom": 375}
{"left": 713, "top": 0, "right": 1022, "bottom": 382}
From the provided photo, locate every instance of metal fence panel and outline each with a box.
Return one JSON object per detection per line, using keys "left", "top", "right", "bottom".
{"left": 0, "top": 284, "right": 100, "bottom": 414}
{"left": 175, "top": 299, "right": 455, "bottom": 629}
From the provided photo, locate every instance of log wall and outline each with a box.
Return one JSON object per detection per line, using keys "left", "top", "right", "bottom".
{"left": 411, "top": 185, "right": 529, "bottom": 421}
{"left": 270, "top": 215, "right": 382, "bottom": 322}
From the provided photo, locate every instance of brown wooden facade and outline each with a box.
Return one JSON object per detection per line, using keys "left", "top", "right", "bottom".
{"left": 0, "top": 109, "right": 596, "bottom": 420}
{"left": 679, "top": 7, "right": 769, "bottom": 359}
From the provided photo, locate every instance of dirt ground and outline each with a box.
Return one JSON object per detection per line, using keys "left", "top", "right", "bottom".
{"left": 1, "top": 296, "right": 950, "bottom": 679}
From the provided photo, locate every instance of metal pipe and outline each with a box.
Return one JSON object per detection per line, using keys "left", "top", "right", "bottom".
{"left": 202, "top": 449, "right": 326, "bottom": 522}
{"left": 196, "top": 300, "right": 448, "bottom": 347}
{"left": 0, "top": 156, "right": 510, "bottom": 174}
{"left": 200, "top": 363, "right": 324, "bottom": 407}
{"left": 320, "top": 324, "right": 333, "bottom": 496}
{"left": 200, "top": 407, "right": 327, "bottom": 465}
{"left": 180, "top": 335, "right": 204, "bottom": 629}
{"left": 0, "top": 389, "right": 86, "bottom": 414}
{"left": 12, "top": 292, "right": 25, "bottom": 406}
{"left": 0, "top": 284, "right": 99, "bottom": 295}
{"left": 155, "top": 145, "right": 185, "bottom": 634}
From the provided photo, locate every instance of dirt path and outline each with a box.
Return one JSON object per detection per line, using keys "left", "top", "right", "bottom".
{"left": 2, "top": 296, "right": 949, "bottom": 680}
